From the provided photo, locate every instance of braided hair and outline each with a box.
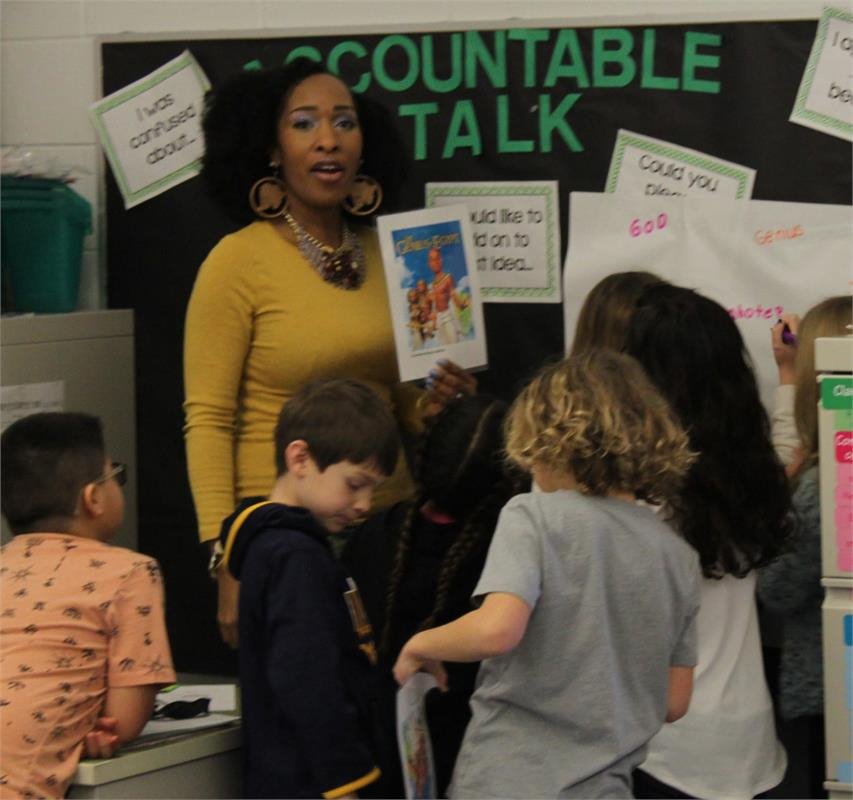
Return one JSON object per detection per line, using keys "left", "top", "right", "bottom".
{"left": 379, "top": 395, "right": 519, "bottom": 655}
{"left": 417, "top": 487, "right": 514, "bottom": 632}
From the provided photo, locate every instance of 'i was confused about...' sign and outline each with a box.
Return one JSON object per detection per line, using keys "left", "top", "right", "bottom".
{"left": 790, "top": 6, "right": 853, "bottom": 142}
{"left": 90, "top": 50, "right": 210, "bottom": 209}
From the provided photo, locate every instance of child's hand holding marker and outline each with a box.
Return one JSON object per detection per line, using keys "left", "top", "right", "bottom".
{"left": 771, "top": 313, "right": 801, "bottom": 385}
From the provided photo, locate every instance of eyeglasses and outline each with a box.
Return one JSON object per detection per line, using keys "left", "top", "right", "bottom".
{"left": 96, "top": 462, "right": 127, "bottom": 487}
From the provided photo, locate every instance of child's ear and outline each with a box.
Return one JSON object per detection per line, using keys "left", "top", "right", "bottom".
{"left": 284, "top": 440, "right": 312, "bottom": 477}
{"left": 79, "top": 482, "right": 105, "bottom": 519}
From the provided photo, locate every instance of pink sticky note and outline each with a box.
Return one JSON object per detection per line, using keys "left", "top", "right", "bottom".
{"left": 838, "top": 546, "right": 853, "bottom": 573}
{"left": 836, "top": 432, "right": 853, "bottom": 464}
{"left": 837, "top": 506, "right": 853, "bottom": 545}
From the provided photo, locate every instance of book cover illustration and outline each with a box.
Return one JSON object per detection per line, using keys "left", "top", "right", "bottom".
{"left": 378, "top": 206, "right": 487, "bottom": 382}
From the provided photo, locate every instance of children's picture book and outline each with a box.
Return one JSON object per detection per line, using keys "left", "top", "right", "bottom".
{"left": 377, "top": 205, "right": 488, "bottom": 382}
{"left": 396, "top": 673, "right": 439, "bottom": 800}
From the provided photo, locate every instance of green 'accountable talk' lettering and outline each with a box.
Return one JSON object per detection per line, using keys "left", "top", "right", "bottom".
{"left": 273, "top": 27, "right": 722, "bottom": 159}
{"left": 443, "top": 99, "right": 482, "bottom": 158}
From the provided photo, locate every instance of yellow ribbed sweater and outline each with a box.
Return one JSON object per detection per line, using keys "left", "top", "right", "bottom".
{"left": 183, "top": 221, "right": 420, "bottom": 542}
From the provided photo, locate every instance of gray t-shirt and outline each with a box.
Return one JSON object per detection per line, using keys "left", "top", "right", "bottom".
{"left": 450, "top": 491, "right": 701, "bottom": 799}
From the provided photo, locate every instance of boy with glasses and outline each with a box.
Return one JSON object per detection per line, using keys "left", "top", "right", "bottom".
{"left": 0, "top": 412, "right": 175, "bottom": 799}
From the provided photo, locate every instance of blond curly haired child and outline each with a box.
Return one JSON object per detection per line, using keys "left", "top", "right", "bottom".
{"left": 394, "top": 349, "right": 702, "bottom": 799}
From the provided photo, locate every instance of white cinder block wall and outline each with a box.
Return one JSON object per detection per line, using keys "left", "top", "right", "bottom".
{"left": 0, "top": 0, "right": 824, "bottom": 310}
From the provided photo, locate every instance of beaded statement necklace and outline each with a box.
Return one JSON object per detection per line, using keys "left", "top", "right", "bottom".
{"left": 283, "top": 211, "right": 365, "bottom": 290}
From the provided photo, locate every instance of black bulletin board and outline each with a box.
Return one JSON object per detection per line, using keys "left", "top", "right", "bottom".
{"left": 102, "top": 20, "right": 852, "bottom": 672}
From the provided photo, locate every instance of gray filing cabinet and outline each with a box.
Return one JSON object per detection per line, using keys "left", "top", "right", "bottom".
{"left": 1, "top": 311, "right": 137, "bottom": 550}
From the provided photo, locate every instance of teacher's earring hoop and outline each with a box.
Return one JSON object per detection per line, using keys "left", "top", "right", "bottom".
{"left": 248, "top": 175, "right": 289, "bottom": 220}
{"left": 341, "top": 174, "right": 383, "bottom": 216}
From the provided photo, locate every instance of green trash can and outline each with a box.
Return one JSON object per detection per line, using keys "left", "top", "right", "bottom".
{"left": 1, "top": 176, "right": 93, "bottom": 313}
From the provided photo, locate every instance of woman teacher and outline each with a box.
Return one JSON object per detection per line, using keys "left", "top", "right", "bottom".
{"left": 184, "top": 60, "right": 474, "bottom": 647}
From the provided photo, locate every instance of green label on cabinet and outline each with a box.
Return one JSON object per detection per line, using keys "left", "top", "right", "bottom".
{"left": 822, "top": 377, "right": 853, "bottom": 410}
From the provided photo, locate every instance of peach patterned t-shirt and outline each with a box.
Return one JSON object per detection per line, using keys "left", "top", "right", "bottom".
{"left": 0, "top": 534, "right": 175, "bottom": 799}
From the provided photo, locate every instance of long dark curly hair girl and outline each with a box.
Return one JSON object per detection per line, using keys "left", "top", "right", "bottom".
{"left": 626, "top": 284, "right": 793, "bottom": 578}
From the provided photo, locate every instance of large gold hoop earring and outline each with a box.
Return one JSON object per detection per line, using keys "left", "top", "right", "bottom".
{"left": 248, "top": 176, "right": 289, "bottom": 219}
{"left": 342, "top": 174, "right": 383, "bottom": 216}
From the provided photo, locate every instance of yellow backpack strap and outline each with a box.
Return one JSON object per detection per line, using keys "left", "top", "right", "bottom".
{"left": 221, "top": 501, "right": 275, "bottom": 571}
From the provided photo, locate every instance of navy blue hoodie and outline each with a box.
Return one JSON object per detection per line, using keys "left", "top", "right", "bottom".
{"left": 220, "top": 499, "right": 381, "bottom": 799}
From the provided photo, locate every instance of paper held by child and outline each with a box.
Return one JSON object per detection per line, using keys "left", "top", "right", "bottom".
{"left": 396, "top": 673, "right": 439, "bottom": 800}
